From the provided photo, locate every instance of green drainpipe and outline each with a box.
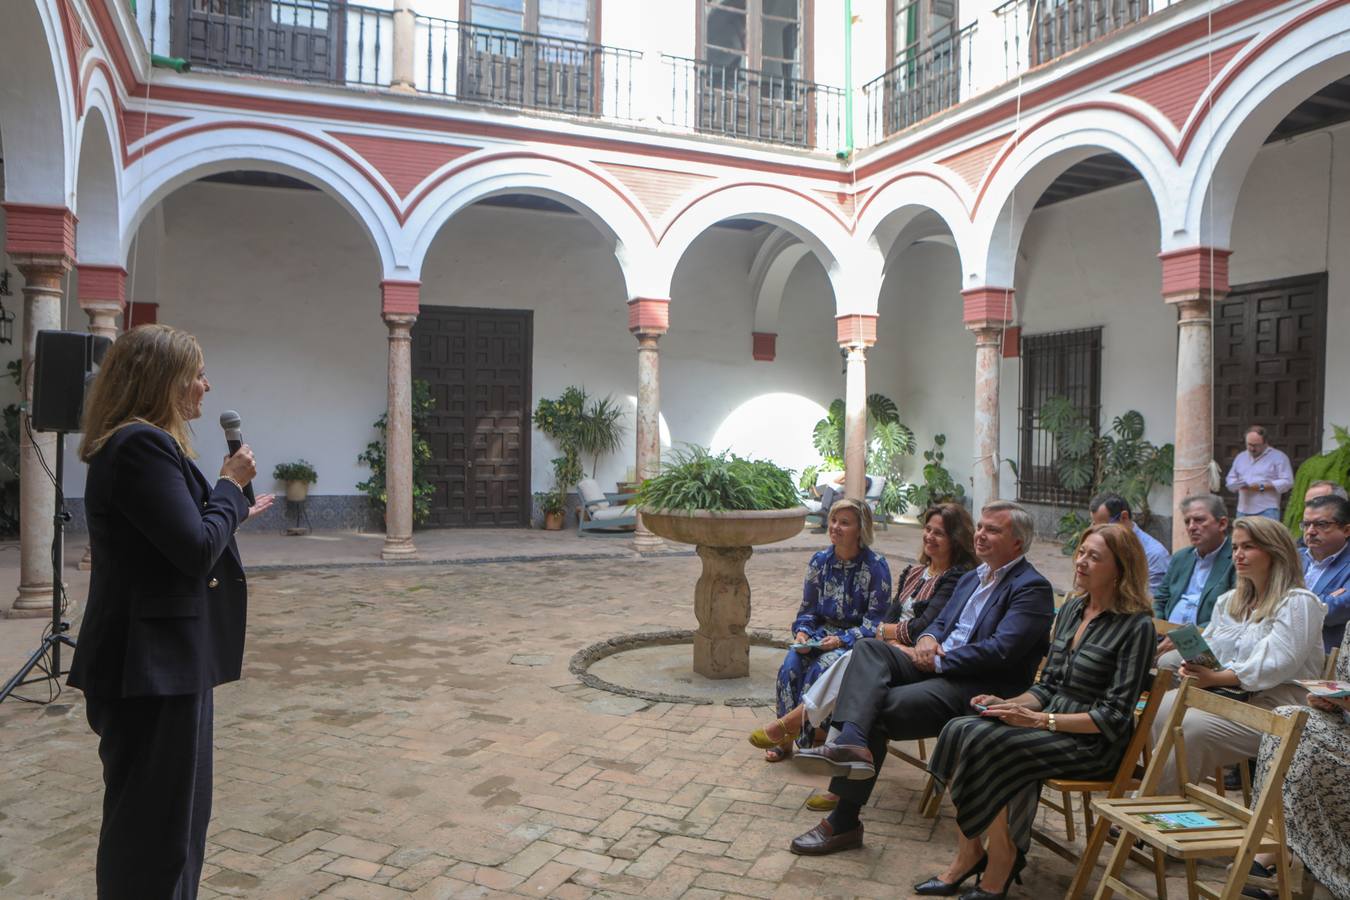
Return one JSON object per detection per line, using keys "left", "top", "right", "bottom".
{"left": 838, "top": 0, "right": 854, "bottom": 160}
{"left": 151, "top": 54, "right": 191, "bottom": 72}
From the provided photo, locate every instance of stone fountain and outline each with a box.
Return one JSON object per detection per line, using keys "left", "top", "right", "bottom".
{"left": 639, "top": 507, "right": 807, "bottom": 679}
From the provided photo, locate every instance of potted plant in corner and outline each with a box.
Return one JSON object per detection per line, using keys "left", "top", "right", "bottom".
{"left": 536, "top": 490, "right": 566, "bottom": 530}
{"left": 273, "top": 459, "right": 318, "bottom": 503}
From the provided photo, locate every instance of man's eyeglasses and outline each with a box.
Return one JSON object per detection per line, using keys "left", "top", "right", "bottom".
{"left": 1301, "top": 519, "right": 1341, "bottom": 532}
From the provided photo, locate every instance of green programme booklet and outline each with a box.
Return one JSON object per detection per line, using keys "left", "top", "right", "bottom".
{"left": 1169, "top": 624, "right": 1221, "bottom": 669}
{"left": 1137, "top": 812, "right": 1223, "bottom": 831}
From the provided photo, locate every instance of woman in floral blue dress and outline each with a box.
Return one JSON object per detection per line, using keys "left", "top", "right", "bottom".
{"left": 760, "top": 497, "right": 890, "bottom": 762}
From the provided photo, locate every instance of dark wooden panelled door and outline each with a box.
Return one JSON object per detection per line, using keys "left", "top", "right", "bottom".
{"left": 1213, "top": 274, "right": 1328, "bottom": 504}
{"left": 413, "top": 306, "right": 532, "bottom": 527}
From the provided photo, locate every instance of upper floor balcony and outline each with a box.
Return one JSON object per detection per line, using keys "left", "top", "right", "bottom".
{"left": 132, "top": 0, "right": 1187, "bottom": 153}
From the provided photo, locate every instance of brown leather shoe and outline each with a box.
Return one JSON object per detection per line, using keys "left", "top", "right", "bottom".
{"left": 789, "top": 818, "right": 863, "bottom": 855}
{"left": 791, "top": 742, "right": 876, "bottom": 780}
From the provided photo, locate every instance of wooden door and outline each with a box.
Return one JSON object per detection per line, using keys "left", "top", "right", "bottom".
{"left": 413, "top": 307, "right": 532, "bottom": 528}
{"left": 1213, "top": 274, "right": 1328, "bottom": 505}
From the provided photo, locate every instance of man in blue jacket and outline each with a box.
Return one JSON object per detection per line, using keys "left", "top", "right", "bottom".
{"left": 1153, "top": 494, "right": 1234, "bottom": 628}
{"left": 786, "top": 501, "right": 1054, "bottom": 855}
{"left": 1300, "top": 495, "right": 1350, "bottom": 652}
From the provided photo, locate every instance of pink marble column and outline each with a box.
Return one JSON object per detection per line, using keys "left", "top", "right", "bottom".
{"left": 4, "top": 205, "right": 75, "bottom": 617}
{"left": 76, "top": 264, "right": 128, "bottom": 571}
{"left": 963, "top": 288, "right": 1014, "bottom": 510}
{"left": 836, "top": 315, "right": 878, "bottom": 499}
{"left": 629, "top": 298, "right": 669, "bottom": 553}
{"left": 390, "top": 0, "right": 416, "bottom": 93}
{"left": 381, "top": 281, "right": 420, "bottom": 560}
{"left": 1160, "top": 247, "right": 1230, "bottom": 548}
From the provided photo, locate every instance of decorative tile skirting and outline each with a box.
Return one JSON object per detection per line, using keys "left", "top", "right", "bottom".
{"left": 62, "top": 494, "right": 383, "bottom": 534}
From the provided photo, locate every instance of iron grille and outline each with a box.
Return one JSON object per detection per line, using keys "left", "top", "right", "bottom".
{"left": 1018, "top": 327, "right": 1102, "bottom": 505}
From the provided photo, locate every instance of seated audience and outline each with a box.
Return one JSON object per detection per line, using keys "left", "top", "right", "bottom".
{"left": 1251, "top": 628, "right": 1350, "bottom": 900}
{"left": 752, "top": 503, "right": 976, "bottom": 810}
{"left": 753, "top": 498, "right": 890, "bottom": 762}
{"left": 918, "top": 524, "right": 1155, "bottom": 898}
{"left": 1089, "top": 491, "right": 1170, "bottom": 593}
{"left": 1153, "top": 516, "right": 1326, "bottom": 792}
{"left": 1300, "top": 495, "right": 1350, "bottom": 652}
{"left": 781, "top": 501, "right": 1054, "bottom": 856}
{"left": 1153, "top": 493, "right": 1235, "bottom": 631}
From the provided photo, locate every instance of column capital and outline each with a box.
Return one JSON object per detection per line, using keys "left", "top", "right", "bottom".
{"left": 835, "top": 313, "right": 877, "bottom": 348}
{"left": 1159, "top": 246, "right": 1231, "bottom": 304}
{"left": 381, "top": 279, "right": 420, "bottom": 317}
{"left": 77, "top": 264, "right": 128, "bottom": 313}
{"left": 4, "top": 203, "right": 76, "bottom": 264}
{"left": 751, "top": 332, "right": 776, "bottom": 361}
{"left": 382, "top": 312, "right": 417, "bottom": 331}
{"left": 961, "top": 287, "right": 1014, "bottom": 332}
{"left": 628, "top": 297, "right": 669, "bottom": 335}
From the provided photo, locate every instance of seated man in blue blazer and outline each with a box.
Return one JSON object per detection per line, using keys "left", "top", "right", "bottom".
{"left": 1153, "top": 493, "right": 1234, "bottom": 629}
{"left": 786, "top": 501, "right": 1054, "bottom": 856}
{"left": 1300, "top": 495, "right": 1350, "bottom": 652}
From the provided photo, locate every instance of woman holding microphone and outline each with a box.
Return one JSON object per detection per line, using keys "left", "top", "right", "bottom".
{"left": 68, "top": 324, "right": 273, "bottom": 898}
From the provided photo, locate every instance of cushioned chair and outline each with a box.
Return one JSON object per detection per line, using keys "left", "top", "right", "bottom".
{"left": 803, "top": 473, "right": 888, "bottom": 530}
{"left": 576, "top": 478, "right": 637, "bottom": 535}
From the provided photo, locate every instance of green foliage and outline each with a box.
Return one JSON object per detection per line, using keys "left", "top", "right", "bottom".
{"left": 272, "top": 459, "right": 318, "bottom": 485}
{"left": 534, "top": 490, "right": 566, "bottom": 515}
{"left": 1038, "top": 396, "right": 1173, "bottom": 554}
{"left": 357, "top": 379, "right": 436, "bottom": 525}
{"left": 909, "top": 434, "right": 966, "bottom": 512}
{"left": 533, "top": 386, "right": 628, "bottom": 500}
{"left": 1283, "top": 424, "right": 1350, "bottom": 535}
{"left": 809, "top": 393, "right": 917, "bottom": 518}
{"left": 636, "top": 445, "right": 800, "bottom": 512}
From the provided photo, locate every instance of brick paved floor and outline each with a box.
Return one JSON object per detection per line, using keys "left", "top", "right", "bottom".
{"left": 0, "top": 549, "right": 1316, "bottom": 898}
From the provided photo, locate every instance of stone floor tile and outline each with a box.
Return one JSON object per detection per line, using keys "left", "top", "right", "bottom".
{"left": 320, "top": 835, "right": 399, "bottom": 864}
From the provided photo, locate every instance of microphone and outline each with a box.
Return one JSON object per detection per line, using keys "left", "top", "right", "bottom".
{"left": 219, "top": 410, "right": 256, "bottom": 505}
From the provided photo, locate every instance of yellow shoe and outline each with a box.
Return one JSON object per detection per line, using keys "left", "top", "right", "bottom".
{"left": 749, "top": 717, "right": 799, "bottom": 750}
{"left": 805, "top": 792, "right": 838, "bottom": 812}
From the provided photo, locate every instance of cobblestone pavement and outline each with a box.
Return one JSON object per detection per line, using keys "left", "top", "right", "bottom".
{"left": 0, "top": 550, "right": 1293, "bottom": 898}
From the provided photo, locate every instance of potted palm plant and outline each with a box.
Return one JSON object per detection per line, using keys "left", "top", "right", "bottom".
{"left": 273, "top": 459, "right": 318, "bottom": 502}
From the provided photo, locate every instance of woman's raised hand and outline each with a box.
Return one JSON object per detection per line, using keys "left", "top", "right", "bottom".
{"left": 221, "top": 443, "right": 256, "bottom": 485}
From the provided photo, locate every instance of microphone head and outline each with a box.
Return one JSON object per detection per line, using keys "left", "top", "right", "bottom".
{"left": 219, "top": 410, "right": 242, "bottom": 431}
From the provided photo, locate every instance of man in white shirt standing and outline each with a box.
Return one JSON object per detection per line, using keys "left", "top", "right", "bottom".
{"left": 1225, "top": 425, "right": 1294, "bottom": 520}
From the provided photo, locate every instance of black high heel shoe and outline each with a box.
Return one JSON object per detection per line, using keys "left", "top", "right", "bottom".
{"left": 958, "top": 849, "right": 1027, "bottom": 900}
{"left": 914, "top": 854, "right": 988, "bottom": 896}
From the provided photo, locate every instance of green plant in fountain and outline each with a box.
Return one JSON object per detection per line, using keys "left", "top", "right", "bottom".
{"left": 809, "top": 393, "right": 916, "bottom": 517}
{"left": 533, "top": 387, "right": 627, "bottom": 505}
{"left": 636, "top": 445, "right": 800, "bottom": 512}
{"left": 1283, "top": 424, "right": 1350, "bottom": 535}
{"left": 1038, "top": 396, "right": 1174, "bottom": 554}
{"left": 357, "top": 379, "right": 436, "bottom": 525}
{"left": 909, "top": 434, "right": 966, "bottom": 511}
{"left": 272, "top": 459, "right": 318, "bottom": 485}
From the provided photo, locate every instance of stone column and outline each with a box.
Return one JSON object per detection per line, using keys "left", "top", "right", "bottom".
{"left": 391, "top": 0, "right": 416, "bottom": 94}
{"left": 629, "top": 298, "right": 669, "bottom": 553}
{"left": 836, "top": 314, "right": 877, "bottom": 499}
{"left": 381, "top": 281, "right": 420, "bottom": 560}
{"left": 1160, "top": 247, "right": 1230, "bottom": 548}
{"left": 962, "top": 288, "right": 1014, "bottom": 510}
{"left": 4, "top": 204, "right": 75, "bottom": 617}
{"left": 76, "top": 265, "right": 128, "bottom": 570}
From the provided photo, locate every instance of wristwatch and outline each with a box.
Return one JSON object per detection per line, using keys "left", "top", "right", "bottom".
{"left": 1046, "top": 713, "right": 1057, "bottom": 733}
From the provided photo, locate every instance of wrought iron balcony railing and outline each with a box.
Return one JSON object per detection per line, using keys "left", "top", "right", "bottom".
{"left": 862, "top": 23, "right": 977, "bottom": 144}
{"left": 415, "top": 18, "right": 639, "bottom": 120}
{"left": 663, "top": 55, "right": 846, "bottom": 150}
{"left": 996, "top": 0, "right": 1147, "bottom": 75}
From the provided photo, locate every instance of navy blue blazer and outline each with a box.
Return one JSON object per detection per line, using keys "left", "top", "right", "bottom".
{"left": 68, "top": 424, "right": 250, "bottom": 698}
{"left": 918, "top": 556, "right": 1055, "bottom": 688}
{"left": 1303, "top": 546, "right": 1350, "bottom": 652}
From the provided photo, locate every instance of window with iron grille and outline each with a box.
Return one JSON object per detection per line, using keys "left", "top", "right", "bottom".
{"left": 1018, "top": 327, "right": 1102, "bottom": 505}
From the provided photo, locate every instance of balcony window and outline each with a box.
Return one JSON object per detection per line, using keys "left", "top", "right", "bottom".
{"left": 865, "top": 0, "right": 968, "bottom": 137}
{"left": 459, "top": 0, "right": 600, "bottom": 113}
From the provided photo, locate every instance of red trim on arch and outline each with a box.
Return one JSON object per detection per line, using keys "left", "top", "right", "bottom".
{"left": 853, "top": 170, "right": 970, "bottom": 226}
{"left": 659, "top": 182, "right": 849, "bottom": 245}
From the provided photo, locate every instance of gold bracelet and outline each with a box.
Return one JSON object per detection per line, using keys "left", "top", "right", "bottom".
{"left": 220, "top": 475, "right": 245, "bottom": 493}
{"left": 1047, "top": 713, "right": 1057, "bottom": 733}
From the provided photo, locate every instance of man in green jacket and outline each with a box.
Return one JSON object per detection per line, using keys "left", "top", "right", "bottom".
{"left": 1153, "top": 493, "right": 1235, "bottom": 627}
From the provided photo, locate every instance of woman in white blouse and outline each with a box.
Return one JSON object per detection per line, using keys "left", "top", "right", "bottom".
{"left": 1153, "top": 515, "right": 1326, "bottom": 792}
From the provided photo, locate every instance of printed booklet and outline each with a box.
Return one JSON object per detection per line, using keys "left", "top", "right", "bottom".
{"left": 1169, "top": 624, "right": 1221, "bottom": 670}
{"left": 1296, "top": 679, "right": 1350, "bottom": 699}
{"left": 1136, "top": 812, "right": 1223, "bottom": 831}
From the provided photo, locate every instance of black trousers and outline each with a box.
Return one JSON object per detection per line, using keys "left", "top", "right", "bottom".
{"left": 85, "top": 691, "right": 214, "bottom": 900}
{"left": 828, "top": 639, "right": 996, "bottom": 807}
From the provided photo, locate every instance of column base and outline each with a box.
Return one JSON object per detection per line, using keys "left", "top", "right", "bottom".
{"left": 8, "top": 583, "right": 57, "bottom": 619}
{"left": 633, "top": 531, "right": 665, "bottom": 553}
{"left": 380, "top": 537, "right": 418, "bottom": 560}
{"left": 389, "top": 82, "right": 417, "bottom": 95}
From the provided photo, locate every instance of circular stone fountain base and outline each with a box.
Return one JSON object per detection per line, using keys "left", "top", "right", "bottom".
{"left": 570, "top": 630, "right": 783, "bottom": 706}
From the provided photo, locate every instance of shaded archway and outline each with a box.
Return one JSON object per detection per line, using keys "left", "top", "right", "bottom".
{"left": 0, "top": 0, "right": 73, "bottom": 205}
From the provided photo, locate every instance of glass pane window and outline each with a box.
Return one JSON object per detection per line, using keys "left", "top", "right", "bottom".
{"left": 470, "top": 0, "right": 526, "bottom": 31}
{"left": 539, "top": 0, "right": 587, "bottom": 38}
{"left": 271, "top": 0, "right": 329, "bottom": 30}
{"left": 705, "top": 0, "right": 800, "bottom": 75}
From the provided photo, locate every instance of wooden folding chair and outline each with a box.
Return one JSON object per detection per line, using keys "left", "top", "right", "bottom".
{"left": 1085, "top": 678, "right": 1310, "bottom": 900}
{"left": 886, "top": 737, "right": 938, "bottom": 816}
{"left": 1323, "top": 645, "right": 1340, "bottom": 679}
{"left": 1040, "top": 668, "right": 1172, "bottom": 900}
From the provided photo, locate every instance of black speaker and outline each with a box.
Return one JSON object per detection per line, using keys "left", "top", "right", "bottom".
{"left": 31, "top": 331, "right": 112, "bottom": 433}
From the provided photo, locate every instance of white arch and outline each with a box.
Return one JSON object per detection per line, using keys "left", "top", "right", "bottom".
{"left": 74, "top": 100, "right": 122, "bottom": 265}
{"left": 971, "top": 109, "right": 1178, "bottom": 287}
{"left": 404, "top": 153, "right": 658, "bottom": 300}
{"left": 0, "top": 0, "right": 75, "bottom": 204}
{"left": 749, "top": 229, "right": 811, "bottom": 334}
{"left": 856, "top": 167, "right": 977, "bottom": 282}
{"left": 119, "top": 128, "right": 401, "bottom": 278}
{"left": 1179, "top": 5, "right": 1350, "bottom": 249}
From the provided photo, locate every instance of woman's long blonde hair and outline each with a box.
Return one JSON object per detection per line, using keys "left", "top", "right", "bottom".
{"left": 1227, "top": 516, "right": 1306, "bottom": 622}
{"left": 1074, "top": 523, "right": 1154, "bottom": 615}
{"left": 80, "top": 325, "right": 203, "bottom": 461}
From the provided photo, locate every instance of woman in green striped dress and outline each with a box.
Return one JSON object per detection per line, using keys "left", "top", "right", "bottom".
{"left": 917, "top": 523, "right": 1157, "bottom": 899}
